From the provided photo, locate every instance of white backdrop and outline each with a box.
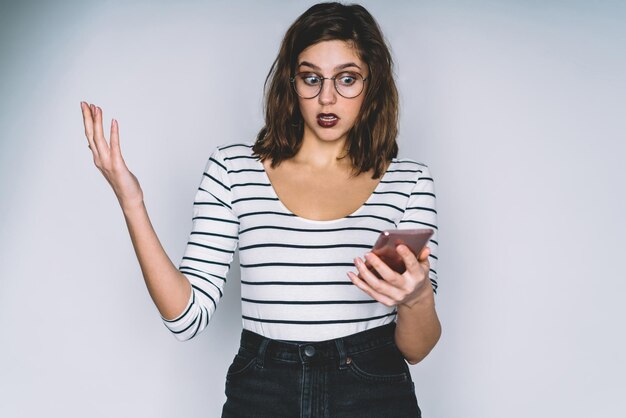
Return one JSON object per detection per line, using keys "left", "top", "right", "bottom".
{"left": 1, "top": 1, "right": 625, "bottom": 417}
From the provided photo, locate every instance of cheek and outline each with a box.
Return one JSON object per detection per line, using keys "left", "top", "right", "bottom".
{"left": 345, "top": 99, "right": 365, "bottom": 123}
{"left": 298, "top": 98, "right": 314, "bottom": 117}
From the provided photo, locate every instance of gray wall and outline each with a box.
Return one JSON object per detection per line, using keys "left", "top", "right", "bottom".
{"left": 1, "top": 1, "right": 624, "bottom": 417}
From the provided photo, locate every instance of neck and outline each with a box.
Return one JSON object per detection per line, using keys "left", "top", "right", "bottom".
{"left": 294, "top": 131, "right": 351, "bottom": 171}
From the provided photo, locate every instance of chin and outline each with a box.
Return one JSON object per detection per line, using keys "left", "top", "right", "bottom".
{"left": 316, "top": 131, "right": 348, "bottom": 143}
{"left": 305, "top": 124, "right": 350, "bottom": 143}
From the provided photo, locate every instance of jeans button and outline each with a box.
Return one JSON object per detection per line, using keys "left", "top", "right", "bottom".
{"left": 304, "top": 345, "right": 316, "bottom": 357}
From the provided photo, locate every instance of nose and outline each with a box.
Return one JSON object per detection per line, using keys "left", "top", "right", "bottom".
{"left": 318, "top": 78, "right": 337, "bottom": 105}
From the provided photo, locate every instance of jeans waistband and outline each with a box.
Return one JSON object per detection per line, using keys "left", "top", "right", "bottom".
{"left": 238, "top": 323, "right": 397, "bottom": 367}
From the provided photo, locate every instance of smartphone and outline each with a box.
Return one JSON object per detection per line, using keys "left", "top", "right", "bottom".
{"left": 363, "top": 228, "right": 434, "bottom": 277}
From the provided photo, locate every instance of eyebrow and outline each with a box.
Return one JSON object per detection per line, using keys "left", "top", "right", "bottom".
{"left": 298, "top": 61, "right": 362, "bottom": 71}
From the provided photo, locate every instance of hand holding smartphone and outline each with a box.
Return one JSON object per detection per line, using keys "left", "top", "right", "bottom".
{"left": 363, "top": 228, "right": 434, "bottom": 277}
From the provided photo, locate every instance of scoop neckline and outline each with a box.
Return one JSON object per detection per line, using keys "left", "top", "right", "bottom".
{"left": 257, "top": 157, "right": 393, "bottom": 224}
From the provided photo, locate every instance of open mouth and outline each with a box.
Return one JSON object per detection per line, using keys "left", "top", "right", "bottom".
{"left": 317, "top": 113, "right": 339, "bottom": 127}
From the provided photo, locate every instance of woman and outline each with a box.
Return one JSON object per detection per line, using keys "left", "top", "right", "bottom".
{"left": 80, "top": 2, "right": 440, "bottom": 417}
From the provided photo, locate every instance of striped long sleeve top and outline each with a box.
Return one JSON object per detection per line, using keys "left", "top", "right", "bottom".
{"left": 161, "top": 141, "right": 439, "bottom": 342}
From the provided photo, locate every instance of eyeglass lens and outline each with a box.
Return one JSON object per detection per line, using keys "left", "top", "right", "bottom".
{"left": 293, "top": 72, "right": 365, "bottom": 99}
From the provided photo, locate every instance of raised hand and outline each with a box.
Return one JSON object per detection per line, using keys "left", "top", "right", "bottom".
{"left": 80, "top": 102, "right": 144, "bottom": 211}
{"left": 348, "top": 244, "right": 433, "bottom": 308}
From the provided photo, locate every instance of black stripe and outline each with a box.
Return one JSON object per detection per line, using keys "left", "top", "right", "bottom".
{"left": 231, "top": 182, "right": 272, "bottom": 188}
{"left": 380, "top": 179, "right": 417, "bottom": 184}
{"left": 239, "top": 225, "right": 383, "bottom": 235}
{"left": 190, "top": 231, "right": 238, "bottom": 240}
{"left": 397, "top": 219, "right": 438, "bottom": 229}
{"left": 228, "top": 168, "right": 265, "bottom": 174}
{"left": 410, "top": 192, "right": 436, "bottom": 198}
{"left": 242, "top": 297, "right": 377, "bottom": 305}
{"left": 182, "top": 256, "right": 232, "bottom": 268}
{"left": 386, "top": 168, "right": 422, "bottom": 173}
{"left": 193, "top": 201, "right": 227, "bottom": 207}
{"left": 372, "top": 190, "right": 410, "bottom": 198}
{"left": 241, "top": 280, "right": 353, "bottom": 286}
{"left": 241, "top": 262, "right": 355, "bottom": 268}
{"left": 406, "top": 206, "right": 437, "bottom": 214}
{"left": 238, "top": 242, "right": 372, "bottom": 251}
{"left": 171, "top": 314, "right": 199, "bottom": 334}
{"left": 180, "top": 265, "right": 226, "bottom": 282}
{"left": 208, "top": 156, "right": 227, "bottom": 172}
{"left": 198, "top": 187, "right": 232, "bottom": 210}
{"left": 241, "top": 311, "right": 396, "bottom": 325}
{"left": 232, "top": 196, "right": 279, "bottom": 204}
{"left": 224, "top": 155, "right": 259, "bottom": 161}
{"left": 187, "top": 241, "right": 235, "bottom": 254}
{"left": 238, "top": 211, "right": 297, "bottom": 219}
{"left": 203, "top": 172, "right": 230, "bottom": 191}
{"left": 417, "top": 177, "right": 433, "bottom": 182}
{"left": 192, "top": 215, "right": 239, "bottom": 225}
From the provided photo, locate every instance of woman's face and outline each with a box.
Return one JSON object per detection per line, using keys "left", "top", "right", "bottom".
{"left": 294, "top": 39, "right": 369, "bottom": 148}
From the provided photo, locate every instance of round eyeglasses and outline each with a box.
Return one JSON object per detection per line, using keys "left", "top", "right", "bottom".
{"left": 290, "top": 71, "right": 368, "bottom": 99}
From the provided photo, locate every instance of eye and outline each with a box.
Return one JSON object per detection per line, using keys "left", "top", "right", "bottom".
{"left": 300, "top": 73, "right": 322, "bottom": 86}
{"left": 336, "top": 72, "right": 358, "bottom": 86}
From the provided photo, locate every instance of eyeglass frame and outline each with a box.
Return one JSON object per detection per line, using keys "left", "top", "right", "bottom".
{"left": 289, "top": 71, "right": 369, "bottom": 99}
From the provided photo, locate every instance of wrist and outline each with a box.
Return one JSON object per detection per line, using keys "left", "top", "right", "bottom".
{"left": 120, "top": 198, "right": 145, "bottom": 216}
{"left": 399, "top": 286, "right": 435, "bottom": 310}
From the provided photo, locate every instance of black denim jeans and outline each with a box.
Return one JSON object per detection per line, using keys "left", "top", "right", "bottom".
{"left": 221, "top": 322, "right": 422, "bottom": 418}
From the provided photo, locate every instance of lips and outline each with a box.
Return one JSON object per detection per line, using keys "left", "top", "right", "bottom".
{"left": 317, "top": 113, "right": 339, "bottom": 128}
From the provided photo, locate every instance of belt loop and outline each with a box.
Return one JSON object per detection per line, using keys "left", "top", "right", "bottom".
{"left": 256, "top": 338, "right": 270, "bottom": 369}
{"left": 334, "top": 338, "right": 347, "bottom": 370}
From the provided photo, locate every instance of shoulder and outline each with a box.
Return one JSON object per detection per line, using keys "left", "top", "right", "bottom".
{"left": 390, "top": 157, "right": 431, "bottom": 176}
{"left": 392, "top": 156, "right": 429, "bottom": 169}
{"left": 213, "top": 141, "right": 254, "bottom": 158}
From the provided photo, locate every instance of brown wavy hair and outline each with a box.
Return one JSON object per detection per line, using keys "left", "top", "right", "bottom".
{"left": 252, "top": 1, "right": 399, "bottom": 179}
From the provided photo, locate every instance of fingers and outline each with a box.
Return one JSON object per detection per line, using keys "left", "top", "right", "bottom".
{"left": 349, "top": 245, "right": 432, "bottom": 307}
{"left": 92, "top": 104, "right": 108, "bottom": 158}
{"left": 347, "top": 271, "right": 397, "bottom": 306}
{"left": 110, "top": 118, "right": 122, "bottom": 161}
{"left": 81, "top": 102, "right": 99, "bottom": 158}
{"left": 419, "top": 245, "right": 431, "bottom": 261}
{"left": 362, "top": 252, "right": 400, "bottom": 285}
{"left": 397, "top": 244, "right": 430, "bottom": 276}
{"left": 351, "top": 254, "right": 405, "bottom": 304}
{"left": 81, "top": 101, "right": 118, "bottom": 168}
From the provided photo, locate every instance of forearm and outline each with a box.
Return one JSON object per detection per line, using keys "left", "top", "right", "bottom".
{"left": 394, "top": 290, "right": 442, "bottom": 365}
{"left": 121, "top": 201, "right": 191, "bottom": 320}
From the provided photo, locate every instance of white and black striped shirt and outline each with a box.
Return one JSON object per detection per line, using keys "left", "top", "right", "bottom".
{"left": 161, "top": 141, "right": 439, "bottom": 342}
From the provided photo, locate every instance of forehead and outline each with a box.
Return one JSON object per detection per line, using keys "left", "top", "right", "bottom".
{"left": 297, "top": 39, "right": 365, "bottom": 71}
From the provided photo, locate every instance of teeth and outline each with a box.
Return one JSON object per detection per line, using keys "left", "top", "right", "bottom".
{"left": 320, "top": 116, "right": 337, "bottom": 120}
